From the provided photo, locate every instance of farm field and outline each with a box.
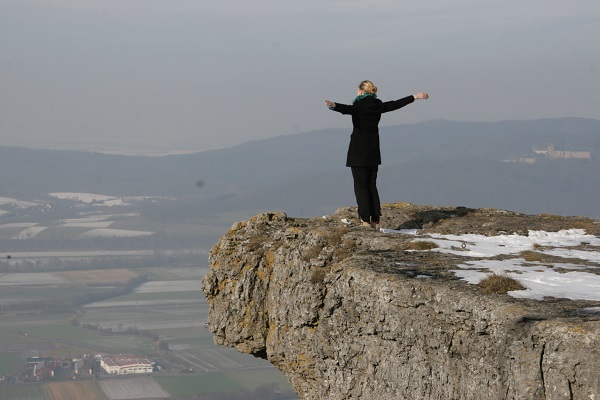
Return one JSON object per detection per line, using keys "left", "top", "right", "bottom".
{"left": 0, "top": 194, "right": 298, "bottom": 398}
{"left": 1, "top": 323, "right": 156, "bottom": 355}
{"left": 42, "top": 381, "right": 106, "bottom": 400}
{"left": 0, "top": 250, "right": 154, "bottom": 260}
{"left": 137, "top": 266, "right": 208, "bottom": 281}
{"left": 80, "top": 304, "right": 206, "bottom": 330}
{"left": 0, "top": 272, "right": 68, "bottom": 286}
{"left": 97, "top": 377, "right": 170, "bottom": 399}
{"left": 0, "top": 352, "right": 22, "bottom": 374}
{"left": 0, "top": 286, "right": 114, "bottom": 304}
{"left": 225, "top": 368, "right": 294, "bottom": 391}
{"left": 155, "top": 373, "right": 244, "bottom": 397}
{"left": 0, "top": 381, "right": 107, "bottom": 400}
{"left": 0, "top": 265, "right": 296, "bottom": 399}
{"left": 0, "top": 384, "right": 50, "bottom": 400}
{"left": 55, "top": 269, "right": 139, "bottom": 283}
{"left": 0, "top": 312, "right": 72, "bottom": 323}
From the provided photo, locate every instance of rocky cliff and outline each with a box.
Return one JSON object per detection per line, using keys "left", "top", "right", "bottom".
{"left": 202, "top": 204, "right": 600, "bottom": 400}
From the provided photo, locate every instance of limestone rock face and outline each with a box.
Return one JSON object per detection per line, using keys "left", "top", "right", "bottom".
{"left": 202, "top": 204, "right": 600, "bottom": 400}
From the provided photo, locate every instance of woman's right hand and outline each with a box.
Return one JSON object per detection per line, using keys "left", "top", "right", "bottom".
{"left": 325, "top": 100, "right": 336, "bottom": 109}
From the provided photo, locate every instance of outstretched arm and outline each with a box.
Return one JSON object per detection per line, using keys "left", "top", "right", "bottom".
{"left": 382, "top": 92, "right": 430, "bottom": 113}
{"left": 325, "top": 100, "right": 356, "bottom": 114}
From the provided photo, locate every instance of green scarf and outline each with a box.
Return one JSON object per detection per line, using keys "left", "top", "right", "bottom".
{"left": 352, "top": 93, "right": 377, "bottom": 104}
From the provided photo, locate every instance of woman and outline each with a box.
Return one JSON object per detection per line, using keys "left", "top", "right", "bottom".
{"left": 325, "top": 80, "right": 429, "bottom": 230}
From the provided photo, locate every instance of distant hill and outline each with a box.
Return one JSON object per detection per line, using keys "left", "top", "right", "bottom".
{"left": 1, "top": 118, "right": 599, "bottom": 219}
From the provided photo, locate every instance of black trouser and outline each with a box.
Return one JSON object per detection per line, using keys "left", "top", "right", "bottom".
{"left": 351, "top": 166, "right": 380, "bottom": 223}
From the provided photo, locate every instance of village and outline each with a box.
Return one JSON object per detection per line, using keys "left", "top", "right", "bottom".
{"left": 504, "top": 142, "right": 592, "bottom": 164}
{"left": 1, "top": 354, "right": 158, "bottom": 384}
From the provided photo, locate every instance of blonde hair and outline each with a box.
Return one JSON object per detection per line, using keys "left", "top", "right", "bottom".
{"left": 359, "top": 80, "right": 378, "bottom": 95}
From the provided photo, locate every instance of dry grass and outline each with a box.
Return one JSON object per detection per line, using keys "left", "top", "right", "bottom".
{"left": 333, "top": 238, "right": 357, "bottom": 261}
{"left": 310, "top": 268, "right": 327, "bottom": 284}
{"left": 405, "top": 241, "right": 439, "bottom": 251}
{"left": 537, "top": 213, "right": 562, "bottom": 220}
{"left": 478, "top": 273, "right": 525, "bottom": 294}
{"left": 520, "top": 251, "right": 545, "bottom": 262}
{"left": 302, "top": 245, "right": 323, "bottom": 262}
{"left": 327, "top": 227, "right": 349, "bottom": 247}
{"left": 247, "top": 235, "right": 269, "bottom": 253}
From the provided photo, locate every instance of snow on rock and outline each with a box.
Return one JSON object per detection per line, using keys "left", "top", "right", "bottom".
{"left": 393, "top": 229, "right": 600, "bottom": 301}
{"left": 204, "top": 206, "right": 600, "bottom": 400}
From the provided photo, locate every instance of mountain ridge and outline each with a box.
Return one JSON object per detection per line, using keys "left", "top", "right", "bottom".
{"left": 2, "top": 117, "right": 599, "bottom": 219}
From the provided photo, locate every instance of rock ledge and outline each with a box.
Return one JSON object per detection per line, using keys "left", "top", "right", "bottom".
{"left": 202, "top": 204, "right": 600, "bottom": 400}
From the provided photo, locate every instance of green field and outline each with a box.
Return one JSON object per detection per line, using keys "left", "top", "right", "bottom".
{"left": 226, "top": 368, "right": 293, "bottom": 391}
{"left": 0, "top": 384, "right": 50, "bottom": 400}
{"left": 138, "top": 267, "right": 188, "bottom": 280}
{"left": 0, "top": 313, "right": 72, "bottom": 324}
{"left": 0, "top": 330, "right": 48, "bottom": 345}
{"left": 0, "top": 266, "right": 296, "bottom": 399}
{"left": 3, "top": 323, "right": 155, "bottom": 355}
{"left": 102, "top": 290, "right": 203, "bottom": 302}
{"left": 168, "top": 335, "right": 215, "bottom": 350}
{"left": 0, "top": 286, "right": 113, "bottom": 303}
{"left": 0, "top": 227, "right": 27, "bottom": 239}
{"left": 0, "top": 352, "right": 22, "bottom": 375}
{"left": 79, "top": 305, "right": 206, "bottom": 331}
{"left": 155, "top": 372, "right": 244, "bottom": 396}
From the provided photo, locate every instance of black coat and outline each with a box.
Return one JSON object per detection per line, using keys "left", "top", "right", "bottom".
{"left": 332, "top": 95, "right": 415, "bottom": 166}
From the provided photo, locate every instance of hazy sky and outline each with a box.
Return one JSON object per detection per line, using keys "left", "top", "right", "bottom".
{"left": 1, "top": 0, "right": 599, "bottom": 153}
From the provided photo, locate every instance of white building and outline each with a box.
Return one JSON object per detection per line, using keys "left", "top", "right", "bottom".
{"left": 100, "top": 355, "right": 153, "bottom": 375}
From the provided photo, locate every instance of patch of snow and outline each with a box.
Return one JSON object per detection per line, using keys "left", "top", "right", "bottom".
{"left": 382, "top": 229, "right": 419, "bottom": 235}
{"left": 0, "top": 250, "right": 153, "bottom": 259}
{"left": 48, "top": 192, "right": 128, "bottom": 207}
{"left": 93, "top": 198, "right": 126, "bottom": 207}
{"left": 62, "top": 221, "right": 114, "bottom": 228}
{"left": 134, "top": 280, "right": 200, "bottom": 293}
{"left": 541, "top": 249, "right": 600, "bottom": 263}
{"left": 409, "top": 229, "right": 600, "bottom": 258}
{"left": 0, "top": 273, "right": 69, "bottom": 286}
{"left": 77, "top": 228, "right": 154, "bottom": 238}
{"left": 0, "top": 196, "right": 39, "bottom": 208}
{"left": 575, "top": 307, "right": 600, "bottom": 316}
{"left": 84, "top": 299, "right": 203, "bottom": 308}
{"left": 49, "top": 192, "right": 114, "bottom": 203}
{"left": 124, "top": 196, "right": 175, "bottom": 201}
{"left": 0, "top": 223, "right": 39, "bottom": 228}
{"left": 12, "top": 226, "right": 48, "bottom": 239}
{"left": 453, "top": 266, "right": 600, "bottom": 301}
{"left": 387, "top": 228, "right": 600, "bottom": 301}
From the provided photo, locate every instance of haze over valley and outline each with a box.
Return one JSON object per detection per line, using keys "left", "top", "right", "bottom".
{"left": 1, "top": 117, "right": 599, "bottom": 399}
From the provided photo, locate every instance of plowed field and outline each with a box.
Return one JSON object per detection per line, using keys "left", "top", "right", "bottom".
{"left": 42, "top": 381, "right": 106, "bottom": 400}
{"left": 56, "top": 269, "right": 138, "bottom": 283}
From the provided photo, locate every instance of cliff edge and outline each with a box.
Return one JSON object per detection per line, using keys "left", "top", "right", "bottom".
{"left": 202, "top": 204, "right": 600, "bottom": 400}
